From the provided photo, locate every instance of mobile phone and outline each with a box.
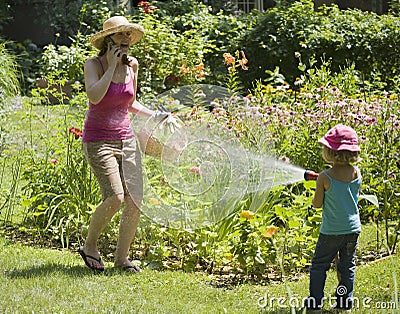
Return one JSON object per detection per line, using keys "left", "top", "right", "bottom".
{"left": 104, "top": 36, "right": 122, "bottom": 57}
{"left": 104, "top": 36, "right": 129, "bottom": 62}
{"left": 122, "top": 54, "right": 129, "bottom": 65}
{"left": 104, "top": 36, "right": 115, "bottom": 48}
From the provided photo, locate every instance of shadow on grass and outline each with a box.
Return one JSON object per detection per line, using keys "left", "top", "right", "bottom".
{"left": 3, "top": 263, "right": 141, "bottom": 279}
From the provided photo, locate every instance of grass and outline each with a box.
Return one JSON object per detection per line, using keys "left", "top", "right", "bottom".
{"left": 0, "top": 105, "right": 398, "bottom": 313}
{"left": 0, "top": 235, "right": 398, "bottom": 313}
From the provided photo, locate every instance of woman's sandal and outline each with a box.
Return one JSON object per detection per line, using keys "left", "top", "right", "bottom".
{"left": 117, "top": 264, "right": 142, "bottom": 273}
{"left": 78, "top": 246, "right": 104, "bottom": 272}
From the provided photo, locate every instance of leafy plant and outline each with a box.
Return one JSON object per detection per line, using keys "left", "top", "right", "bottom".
{"left": 20, "top": 102, "right": 100, "bottom": 248}
{"left": 0, "top": 41, "right": 20, "bottom": 108}
{"left": 0, "top": 40, "right": 21, "bottom": 176}
{"left": 130, "top": 6, "right": 211, "bottom": 94}
{"left": 4, "top": 40, "right": 41, "bottom": 93}
{"left": 39, "top": 32, "right": 96, "bottom": 83}
{"left": 2, "top": 1, "right": 400, "bottom": 276}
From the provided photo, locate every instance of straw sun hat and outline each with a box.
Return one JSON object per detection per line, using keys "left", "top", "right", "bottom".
{"left": 90, "top": 16, "right": 144, "bottom": 50}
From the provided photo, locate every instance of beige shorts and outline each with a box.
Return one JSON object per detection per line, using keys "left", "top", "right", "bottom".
{"left": 83, "top": 138, "right": 143, "bottom": 205}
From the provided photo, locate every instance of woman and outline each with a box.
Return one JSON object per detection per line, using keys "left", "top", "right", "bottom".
{"left": 78, "top": 16, "right": 165, "bottom": 272}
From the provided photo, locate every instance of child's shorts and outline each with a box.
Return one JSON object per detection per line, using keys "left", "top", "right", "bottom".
{"left": 83, "top": 138, "right": 143, "bottom": 205}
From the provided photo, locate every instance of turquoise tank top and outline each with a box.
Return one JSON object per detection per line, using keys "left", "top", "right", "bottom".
{"left": 320, "top": 170, "right": 362, "bottom": 235}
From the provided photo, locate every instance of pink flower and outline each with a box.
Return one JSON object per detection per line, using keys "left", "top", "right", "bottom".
{"left": 69, "top": 127, "right": 83, "bottom": 140}
{"left": 189, "top": 166, "right": 201, "bottom": 175}
{"left": 50, "top": 159, "right": 59, "bottom": 165}
{"left": 138, "top": 1, "right": 156, "bottom": 13}
{"left": 365, "top": 116, "right": 377, "bottom": 125}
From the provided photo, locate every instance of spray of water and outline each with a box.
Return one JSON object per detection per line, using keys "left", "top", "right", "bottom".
{"left": 125, "top": 84, "right": 306, "bottom": 230}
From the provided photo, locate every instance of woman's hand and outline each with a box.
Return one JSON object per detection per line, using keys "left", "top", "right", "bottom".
{"left": 84, "top": 46, "right": 120, "bottom": 104}
{"left": 106, "top": 44, "right": 122, "bottom": 70}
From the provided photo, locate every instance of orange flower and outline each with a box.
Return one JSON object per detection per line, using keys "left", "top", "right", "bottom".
{"left": 195, "top": 70, "right": 205, "bottom": 79}
{"left": 262, "top": 226, "right": 279, "bottom": 238}
{"left": 194, "top": 62, "right": 204, "bottom": 71}
{"left": 240, "top": 210, "right": 255, "bottom": 219}
{"left": 223, "top": 52, "right": 235, "bottom": 65}
{"left": 194, "top": 62, "right": 205, "bottom": 78}
{"left": 180, "top": 61, "right": 191, "bottom": 74}
{"left": 238, "top": 51, "right": 248, "bottom": 70}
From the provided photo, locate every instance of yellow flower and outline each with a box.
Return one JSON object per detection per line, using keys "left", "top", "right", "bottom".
{"left": 225, "top": 253, "right": 233, "bottom": 261}
{"left": 148, "top": 198, "right": 162, "bottom": 206}
{"left": 240, "top": 210, "right": 255, "bottom": 219}
{"left": 262, "top": 226, "right": 279, "bottom": 238}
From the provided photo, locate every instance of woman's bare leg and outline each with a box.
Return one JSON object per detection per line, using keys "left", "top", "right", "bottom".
{"left": 83, "top": 194, "right": 124, "bottom": 259}
{"left": 114, "top": 195, "right": 141, "bottom": 267}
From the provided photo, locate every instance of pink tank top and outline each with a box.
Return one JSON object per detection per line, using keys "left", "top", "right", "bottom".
{"left": 82, "top": 60, "right": 134, "bottom": 142}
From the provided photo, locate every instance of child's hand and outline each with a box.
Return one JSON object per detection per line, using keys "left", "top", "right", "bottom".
{"left": 304, "top": 170, "right": 319, "bottom": 181}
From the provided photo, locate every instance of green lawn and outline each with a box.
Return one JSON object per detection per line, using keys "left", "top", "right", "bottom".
{"left": 1, "top": 105, "right": 398, "bottom": 313}
{"left": 0, "top": 236, "right": 398, "bottom": 313}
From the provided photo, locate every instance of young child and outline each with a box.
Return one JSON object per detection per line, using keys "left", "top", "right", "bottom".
{"left": 304, "top": 124, "right": 362, "bottom": 312}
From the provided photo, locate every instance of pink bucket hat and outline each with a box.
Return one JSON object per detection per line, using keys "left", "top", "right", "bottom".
{"left": 318, "top": 124, "right": 360, "bottom": 152}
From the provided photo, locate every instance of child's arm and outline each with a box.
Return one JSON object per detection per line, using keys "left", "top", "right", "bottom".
{"left": 312, "top": 172, "right": 328, "bottom": 208}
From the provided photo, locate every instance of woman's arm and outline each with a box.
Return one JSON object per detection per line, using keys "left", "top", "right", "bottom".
{"left": 129, "top": 99, "right": 155, "bottom": 117}
{"left": 84, "top": 46, "right": 120, "bottom": 104}
{"left": 130, "top": 57, "right": 139, "bottom": 104}
{"left": 128, "top": 57, "right": 157, "bottom": 117}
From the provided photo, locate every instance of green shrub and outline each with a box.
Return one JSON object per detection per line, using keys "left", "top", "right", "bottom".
{"left": 39, "top": 32, "right": 95, "bottom": 83}
{"left": 10, "top": 0, "right": 400, "bottom": 96}
{"left": 129, "top": 5, "right": 212, "bottom": 94}
{"left": 154, "top": 0, "right": 258, "bottom": 87}
{"left": 5, "top": 40, "right": 42, "bottom": 93}
{"left": 239, "top": 1, "right": 400, "bottom": 91}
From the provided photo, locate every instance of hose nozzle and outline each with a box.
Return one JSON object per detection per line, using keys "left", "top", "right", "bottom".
{"left": 304, "top": 170, "right": 319, "bottom": 181}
